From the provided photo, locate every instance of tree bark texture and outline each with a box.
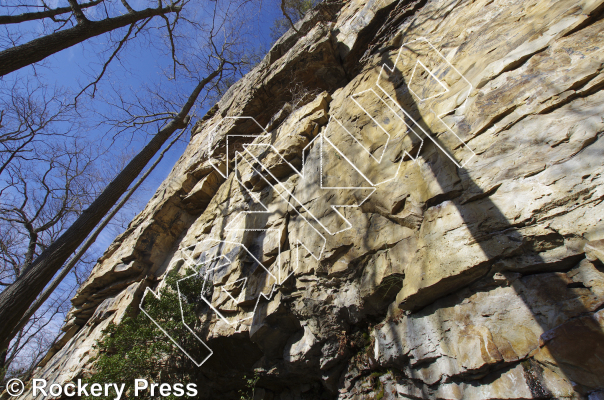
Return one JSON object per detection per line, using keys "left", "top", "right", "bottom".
{"left": 0, "top": 69, "right": 221, "bottom": 348}
{"left": 0, "top": 5, "right": 179, "bottom": 77}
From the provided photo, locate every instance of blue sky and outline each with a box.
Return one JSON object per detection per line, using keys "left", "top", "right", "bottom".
{"left": 0, "top": 0, "right": 286, "bottom": 367}
{"left": 3, "top": 0, "right": 284, "bottom": 252}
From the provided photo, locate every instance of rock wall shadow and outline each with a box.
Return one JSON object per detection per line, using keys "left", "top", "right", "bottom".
{"left": 382, "top": 43, "right": 604, "bottom": 395}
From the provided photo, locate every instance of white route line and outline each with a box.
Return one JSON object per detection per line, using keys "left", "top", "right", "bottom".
{"left": 408, "top": 59, "right": 450, "bottom": 101}
{"left": 242, "top": 132, "right": 376, "bottom": 236}
{"left": 235, "top": 151, "right": 327, "bottom": 264}
{"left": 139, "top": 255, "right": 223, "bottom": 367}
{"left": 349, "top": 88, "right": 425, "bottom": 186}
{"left": 377, "top": 37, "right": 476, "bottom": 168}
{"left": 145, "top": 37, "right": 477, "bottom": 366}
{"left": 348, "top": 89, "right": 393, "bottom": 164}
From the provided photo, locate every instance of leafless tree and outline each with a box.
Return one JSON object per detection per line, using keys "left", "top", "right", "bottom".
{"left": 1, "top": 284, "right": 75, "bottom": 383}
{"left": 0, "top": 0, "right": 188, "bottom": 77}
{"left": 1, "top": 122, "right": 187, "bottom": 384}
{"left": 271, "top": 0, "right": 320, "bottom": 40}
{"left": 286, "top": 75, "right": 321, "bottom": 110}
{"left": 0, "top": 137, "right": 101, "bottom": 380}
{"left": 0, "top": 76, "right": 207, "bottom": 373}
{"left": 0, "top": 0, "right": 262, "bottom": 368}
{"left": 0, "top": 82, "right": 75, "bottom": 176}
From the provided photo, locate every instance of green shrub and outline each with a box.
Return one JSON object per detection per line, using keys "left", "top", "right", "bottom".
{"left": 238, "top": 371, "right": 260, "bottom": 400}
{"left": 82, "top": 268, "right": 209, "bottom": 399}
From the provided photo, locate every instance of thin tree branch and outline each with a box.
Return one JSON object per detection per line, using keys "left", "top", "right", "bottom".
{"left": 75, "top": 22, "right": 137, "bottom": 100}
{"left": 120, "top": 0, "right": 136, "bottom": 13}
{"left": 7, "top": 125, "right": 189, "bottom": 344}
{"left": 67, "top": 0, "right": 90, "bottom": 24}
{"left": 0, "top": 65, "right": 223, "bottom": 350}
{"left": 0, "top": 0, "right": 102, "bottom": 25}
{"left": 280, "top": 0, "right": 299, "bottom": 33}
{"left": 0, "top": 4, "right": 181, "bottom": 77}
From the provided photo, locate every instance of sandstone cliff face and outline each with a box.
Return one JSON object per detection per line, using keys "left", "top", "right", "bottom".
{"left": 20, "top": 0, "right": 604, "bottom": 398}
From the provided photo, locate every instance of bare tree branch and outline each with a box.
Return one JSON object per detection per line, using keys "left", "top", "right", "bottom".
{"left": 0, "top": 3, "right": 182, "bottom": 77}
{"left": 7, "top": 123, "right": 189, "bottom": 346}
{"left": 120, "top": 0, "right": 136, "bottom": 14}
{"left": 75, "top": 22, "right": 137, "bottom": 100}
{"left": 66, "top": 0, "right": 89, "bottom": 25}
{"left": 0, "top": 63, "right": 224, "bottom": 351}
{"left": 280, "top": 0, "right": 299, "bottom": 33}
{"left": 0, "top": 0, "right": 102, "bottom": 25}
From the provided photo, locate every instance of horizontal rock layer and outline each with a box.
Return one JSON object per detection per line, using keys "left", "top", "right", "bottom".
{"left": 17, "top": 0, "right": 604, "bottom": 398}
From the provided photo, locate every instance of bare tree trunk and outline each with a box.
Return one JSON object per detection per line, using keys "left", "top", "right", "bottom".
{"left": 4, "top": 125, "right": 187, "bottom": 357}
{"left": 0, "top": 4, "right": 180, "bottom": 77}
{"left": 280, "top": 0, "right": 299, "bottom": 33}
{"left": 0, "top": 68, "right": 221, "bottom": 349}
{"left": 0, "top": 0, "right": 103, "bottom": 24}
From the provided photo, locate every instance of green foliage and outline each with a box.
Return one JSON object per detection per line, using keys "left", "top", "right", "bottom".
{"left": 82, "top": 268, "right": 209, "bottom": 399}
{"left": 238, "top": 371, "right": 260, "bottom": 400}
{"left": 370, "top": 370, "right": 388, "bottom": 399}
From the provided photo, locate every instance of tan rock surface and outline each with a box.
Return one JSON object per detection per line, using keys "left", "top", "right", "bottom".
{"left": 15, "top": 0, "right": 604, "bottom": 398}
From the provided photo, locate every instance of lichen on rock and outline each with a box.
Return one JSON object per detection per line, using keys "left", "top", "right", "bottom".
{"left": 18, "top": 0, "right": 604, "bottom": 398}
